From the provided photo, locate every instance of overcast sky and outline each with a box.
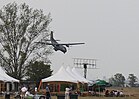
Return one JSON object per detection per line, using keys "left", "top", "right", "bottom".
{"left": 1, "top": 0, "right": 139, "bottom": 80}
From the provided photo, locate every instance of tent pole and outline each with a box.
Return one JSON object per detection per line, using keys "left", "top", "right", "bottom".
{"left": 6, "top": 82, "right": 10, "bottom": 92}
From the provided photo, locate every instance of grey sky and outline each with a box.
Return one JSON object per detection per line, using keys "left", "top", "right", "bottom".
{"left": 0, "top": 0, "right": 139, "bottom": 80}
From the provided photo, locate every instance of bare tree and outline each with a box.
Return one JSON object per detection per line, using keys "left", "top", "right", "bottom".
{"left": 0, "top": 2, "right": 52, "bottom": 80}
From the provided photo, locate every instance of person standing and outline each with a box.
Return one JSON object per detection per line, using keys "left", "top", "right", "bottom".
{"left": 35, "top": 87, "right": 37, "bottom": 95}
{"left": 65, "top": 87, "right": 69, "bottom": 99}
{"left": 46, "top": 85, "right": 51, "bottom": 99}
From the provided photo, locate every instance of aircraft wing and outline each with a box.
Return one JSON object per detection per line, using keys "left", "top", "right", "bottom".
{"left": 35, "top": 42, "right": 54, "bottom": 45}
{"left": 35, "top": 42, "right": 85, "bottom": 46}
{"left": 59, "top": 43, "right": 85, "bottom": 47}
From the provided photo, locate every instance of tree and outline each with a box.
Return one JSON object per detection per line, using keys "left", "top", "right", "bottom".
{"left": 109, "top": 73, "right": 125, "bottom": 87}
{"left": 109, "top": 77, "right": 115, "bottom": 86}
{"left": 26, "top": 61, "right": 53, "bottom": 83}
{"left": 0, "top": 2, "right": 52, "bottom": 80}
{"left": 128, "top": 74, "right": 138, "bottom": 87}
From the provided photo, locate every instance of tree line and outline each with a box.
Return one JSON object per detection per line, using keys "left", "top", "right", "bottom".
{"left": 109, "top": 73, "right": 138, "bottom": 87}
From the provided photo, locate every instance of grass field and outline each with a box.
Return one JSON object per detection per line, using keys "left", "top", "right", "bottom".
{"left": 53, "top": 87, "right": 139, "bottom": 99}
{"left": 0, "top": 87, "right": 139, "bottom": 99}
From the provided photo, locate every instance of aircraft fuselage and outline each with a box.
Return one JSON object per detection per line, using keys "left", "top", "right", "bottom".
{"left": 53, "top": 44, "right": 67, "bottom": 53}
{"left": 51, "top": 36, "right": 67, "bottom": 53}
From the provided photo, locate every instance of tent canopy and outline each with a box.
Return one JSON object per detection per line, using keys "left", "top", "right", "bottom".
{"left": 0, "top": 67, "right": 19, "bottom": 82}
{"left": 42, "top": 66, "right": 90, "bottom": 83}
{"left": 42, "top": 66, "right": 77, "bottom": 83}
{"left": 71, "top": 67, "right": 90, "bottom": 83}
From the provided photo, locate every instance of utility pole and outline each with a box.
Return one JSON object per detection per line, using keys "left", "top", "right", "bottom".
{"left": 73, "top": 58, "right": 97, "bottom": 78}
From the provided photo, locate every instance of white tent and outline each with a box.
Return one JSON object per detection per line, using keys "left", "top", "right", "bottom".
{"left": 66, "top": 66, "right": 80, "bottom": 82}
{"left": 42, "top": 66, "right": 77, "bottom": 83}
{"left": 71, "top": 67, "right": 90, "bottom": 83}
{"left": 0, "top": 67, "right": 19, "bottom": 82}
{"left": 66, "top": 66, "right": 89, "bottom": 83}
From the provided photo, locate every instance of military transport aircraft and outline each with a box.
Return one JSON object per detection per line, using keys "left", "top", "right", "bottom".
{"left": 36, "top": 31, "right": 85, "bottom": 53}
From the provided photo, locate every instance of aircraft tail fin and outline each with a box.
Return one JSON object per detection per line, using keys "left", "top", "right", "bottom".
{"left": 50, "top": 31, "right": 54, "bottom": 40}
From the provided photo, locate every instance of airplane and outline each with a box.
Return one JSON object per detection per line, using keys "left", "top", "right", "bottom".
{"left": 36, "top": 31, "right": 85, "bottom": 53}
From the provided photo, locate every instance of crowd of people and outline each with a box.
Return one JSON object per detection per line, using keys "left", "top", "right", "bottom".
{"left": 15, "top": 84, "right": 51, "bottom": 99}
{"left": 16, "top": 83, "right": 126, "bottom": 99}
{"left": 105, "top": 89, "right": 124, "bottom": 97}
